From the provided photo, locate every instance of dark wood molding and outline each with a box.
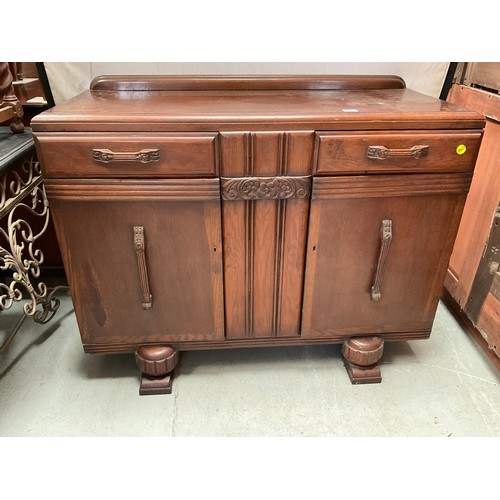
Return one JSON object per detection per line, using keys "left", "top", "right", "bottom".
{"left": 311, "top": 173, "right": 473, "bottom": 200}
{"left": 90, "top": 74, "right": 407, "bottom": 92}
{"left": 82, "top": 329, "right": 431, "bottom": 354}
{"left": 245, "top": 198, "right": 255, "bottom": 337}
{"left": 272, "top": 198, "right": 286, "bottom": 336}
{"left": 44, "top": 178, "right": 221, "bottom": 201}
{"left": 244, "top": 132, "right": 255, "bottom": 176}
{"left": 31, "top": 119, "right": 487, "bottom": 134}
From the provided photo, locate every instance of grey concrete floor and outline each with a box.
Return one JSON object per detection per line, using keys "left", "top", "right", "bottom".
{"left": 0, "top": 290, "right": 499, "bottom": 436}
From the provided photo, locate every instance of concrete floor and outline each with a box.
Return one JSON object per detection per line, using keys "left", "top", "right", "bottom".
{"left": 0, "top": 291, "right": 499, "bottom": 436}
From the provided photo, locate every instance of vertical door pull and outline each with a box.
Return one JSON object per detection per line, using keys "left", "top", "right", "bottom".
{"left": 370, "top": 219, "right": 393, "bottom": 302}
{"left": 134, "top": 226, "right": 153, "bottom": 310}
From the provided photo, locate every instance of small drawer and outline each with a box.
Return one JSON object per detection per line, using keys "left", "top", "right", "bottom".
{"left": 35, "top": 132, "right": 219, "bottom": 178}
{"left": 314, "top": 130, "right": 482, "bottom": 175}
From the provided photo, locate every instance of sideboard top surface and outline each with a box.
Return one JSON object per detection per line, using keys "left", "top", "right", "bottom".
{"left": 31, "top": 75, "right": 485, "bottom": 132}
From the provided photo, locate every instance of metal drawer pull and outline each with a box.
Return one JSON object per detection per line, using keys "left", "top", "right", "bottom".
{"left": 366, "top": 145, "right": 429, "bottom": 160}
{"left": 134, "top": 226, "right": 153, "bottom": 310}
{"left": 370, "top": 219, "right": 393, "bottom": 302}
{"left": 93, "top": 148, "right": 160, "bottom": 163}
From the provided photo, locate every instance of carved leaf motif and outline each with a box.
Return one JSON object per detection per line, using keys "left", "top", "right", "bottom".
{"left": 221, "top": 176, "right": 311, "bottom": 201}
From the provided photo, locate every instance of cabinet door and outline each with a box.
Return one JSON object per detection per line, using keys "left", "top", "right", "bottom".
{"left": 301, "top": 173, "right": 471, "bottom": 338}
{"left": 45, "top": 179, "right": 224, "bottom": 347}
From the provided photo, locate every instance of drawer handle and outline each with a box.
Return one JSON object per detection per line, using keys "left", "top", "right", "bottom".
{"left": 370, "top": 219, "right": 393, "bottom": 302}
{"left": 133, "top": 226, "right": 153, "bottom": 310}
{"left": 366, "top": 145, "right": 429, "bottom": 160}
{"left": 93, "top": 148, "right": 160, "bottom": 163}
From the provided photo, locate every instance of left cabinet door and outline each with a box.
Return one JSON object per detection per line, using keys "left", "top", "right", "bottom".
{"left": 45, "top": 178, "right": 224, "bottom": 348}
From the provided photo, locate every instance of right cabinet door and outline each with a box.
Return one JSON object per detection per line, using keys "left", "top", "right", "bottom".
{"left": 301, "top": 173, "right": 472, "bottom": 338}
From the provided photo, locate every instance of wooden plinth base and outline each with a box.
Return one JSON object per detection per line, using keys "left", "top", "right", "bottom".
{"left": 342, "top": 336, "right": 384, "bottom": 384}
{"left": 343, "top": 359, "right": 382, "bottom": 384}
{"left": 135, "top": 345, "right": 178, "bottom": 396}
{"left": 139, "top": 372, "right": 174, "bottom": 395}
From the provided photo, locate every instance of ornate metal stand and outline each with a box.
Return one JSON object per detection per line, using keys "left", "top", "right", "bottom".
{"left": 0, "top": 129, "right": 67, "bottom": 352}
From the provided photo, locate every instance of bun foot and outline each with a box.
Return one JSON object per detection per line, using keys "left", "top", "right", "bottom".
{"left": 135, "top": 345, "right": 179, "bottom": 396}
{"left": 342, "top": 337, "right": 384, "bottom": 384}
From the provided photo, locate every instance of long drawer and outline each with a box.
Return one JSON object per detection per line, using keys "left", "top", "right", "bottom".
{"left": 35, "top": 132, "right": 219, "bottom": 178}
{"left": 314, "top": 130, "right": 482, "bottom": 175}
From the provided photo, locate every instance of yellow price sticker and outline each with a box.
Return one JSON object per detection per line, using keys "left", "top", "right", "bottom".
{"left": 456, "top": 144, "right": 466, "bottom": 155}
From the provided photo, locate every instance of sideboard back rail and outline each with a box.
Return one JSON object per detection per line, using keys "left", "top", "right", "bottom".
{"left": 90, "top": 74, "right": 406, "bottom": 92}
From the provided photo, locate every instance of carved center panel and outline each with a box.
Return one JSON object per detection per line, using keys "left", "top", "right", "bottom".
{"left": 221, "top": 176, "right": 311, "bottom": 201}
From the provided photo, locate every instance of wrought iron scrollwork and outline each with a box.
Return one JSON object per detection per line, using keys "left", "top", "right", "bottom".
{"left": 0, "top": 153, "right": 67, "bottom": 352}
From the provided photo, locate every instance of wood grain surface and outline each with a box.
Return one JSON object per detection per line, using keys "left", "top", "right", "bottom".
{"left": 31, "top": 74, "right": 486, "bottom": 388}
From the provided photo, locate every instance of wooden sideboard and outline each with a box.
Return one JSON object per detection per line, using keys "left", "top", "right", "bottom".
{"left": 31, "top": 75, "right": 485, "bottom": 394}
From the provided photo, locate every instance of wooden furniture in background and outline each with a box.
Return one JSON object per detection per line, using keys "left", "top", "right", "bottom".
{"left": 32, "top": 75, "right": 484, "bottom": 394}
{"left": 8, "top": 62, "right": 55, "bottom": 127}
{"left": 8, "top": 63, "right": 23, "bottom": 81}
{"left": 454, "top": 62, "right": 500, "bottom": 93}
{"left": 443, "top": 62, "right": 500, "bottom": 366}
{"left": 0, "top": 63, "right": 24, "bottom": 133}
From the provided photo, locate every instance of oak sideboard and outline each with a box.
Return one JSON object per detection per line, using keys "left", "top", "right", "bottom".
{"left": 31, "top": 75, "right": 485, "bottom": 394}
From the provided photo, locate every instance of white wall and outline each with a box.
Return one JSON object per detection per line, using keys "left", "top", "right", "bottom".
{"left": 45, "top": 62, "right": 449, "bottom": 105}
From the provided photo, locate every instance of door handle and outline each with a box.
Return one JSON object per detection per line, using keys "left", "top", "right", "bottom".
{"left": 370, "top": 219, "right": 393, "bottom": 302}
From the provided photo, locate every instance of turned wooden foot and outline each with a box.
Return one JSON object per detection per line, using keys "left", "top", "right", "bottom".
{"left": 1, "top": 63, "right": 24, "bottom": 134}
{"left": 9, "top": 116, "right": 24, "bottom": 133}
{"left": 135, "top": 345, "right": 179, "bottom": 395}
{"left": 342, "top": 337, "right": 384, "bottom": 384}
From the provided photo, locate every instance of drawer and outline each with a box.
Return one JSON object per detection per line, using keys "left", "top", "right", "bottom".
{"left": 314, "top": 130, "right": 482, "bottom": 175}
{"left": 35, "top": 132, "right": 219, "bottom": 178}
